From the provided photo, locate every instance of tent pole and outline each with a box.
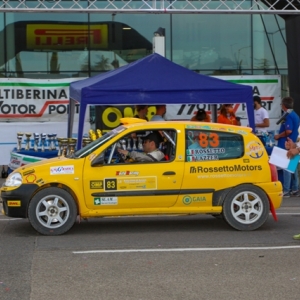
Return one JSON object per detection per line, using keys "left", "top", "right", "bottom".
{"left": 211, "top": 104, "right": 218, "bottom": 123}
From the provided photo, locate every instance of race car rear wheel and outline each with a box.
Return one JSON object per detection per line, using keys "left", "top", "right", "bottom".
{"left": 222, "top": 184, "right": 270, "bottom": 231}
{"left": 28, "top": 187, "right": 77, "bottom": 235}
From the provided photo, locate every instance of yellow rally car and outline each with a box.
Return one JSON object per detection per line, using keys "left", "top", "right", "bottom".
{"left": 1, "top": 119, "right": 282, "bottom": 235}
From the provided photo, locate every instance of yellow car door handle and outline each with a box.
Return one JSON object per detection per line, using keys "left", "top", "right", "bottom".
{"left": 163, "top": 171, "right": 176, "bottom": 175}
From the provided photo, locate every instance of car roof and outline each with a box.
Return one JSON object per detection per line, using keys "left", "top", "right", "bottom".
{"left": 120, "top": 118, "right": 253, "bottom": 133}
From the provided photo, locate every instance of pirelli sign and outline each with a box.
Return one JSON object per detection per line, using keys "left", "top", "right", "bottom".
{"left": 26, "top": 24, "right": 108, "bottom": 50}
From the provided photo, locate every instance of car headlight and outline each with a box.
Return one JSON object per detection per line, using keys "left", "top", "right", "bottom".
{"left": 5, "top": 172, "right": 23, "bottom": 187}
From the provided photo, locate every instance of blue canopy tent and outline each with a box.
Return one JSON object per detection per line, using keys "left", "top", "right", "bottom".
{"left": 69, "top": 53, "right": 254, "bottom": 149}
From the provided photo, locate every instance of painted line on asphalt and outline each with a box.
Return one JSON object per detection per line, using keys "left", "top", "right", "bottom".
{"left": 277, "top": 213, "right": 300, "bottom": 215}
{"left": 73, "top": 245, "right": 300, "bottom": 254}
{"left": 0, "top": 212, "right": 299, "bottom": 221}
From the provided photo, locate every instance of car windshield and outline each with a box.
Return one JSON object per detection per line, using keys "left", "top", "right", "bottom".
{"left": 74, "top": 125, "right": 127, "bottom": 158}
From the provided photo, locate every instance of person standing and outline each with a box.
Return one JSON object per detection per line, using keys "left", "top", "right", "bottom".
{"left": 134, "top": 105, "right": 148, "bottom": 121}
{"left": 284, "top": 137, "right": 300, "bottom": 240}
{"left": 274, "top": 96, "right": 300, "bottom": 197}
{"left": 190, "top": 108, "right": 211, "bottom": 122}
{"left": 254, "top": 95, "right": 270, "bottom": 132}
{"left": 150, "top": 105, "right": 166, "bottom": 122}
{"left": 217, "top": 104, "right": 241, "bottom": 125}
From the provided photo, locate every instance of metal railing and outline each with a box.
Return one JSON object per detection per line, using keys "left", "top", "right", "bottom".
{"left": 0, "top": 0, "right": 300, "bottom": 14}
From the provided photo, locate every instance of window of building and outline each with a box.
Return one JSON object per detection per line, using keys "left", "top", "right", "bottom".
{"left": 172, "top": 14, "right": 251, "bottom": 75}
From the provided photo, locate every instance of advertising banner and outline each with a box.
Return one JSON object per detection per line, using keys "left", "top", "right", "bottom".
{"left": 167, "top": 75, "right": 281, "bottom": 122}
{"left": 9, "top": 151, "right": 45, "bottom": 171}
{"left": 0, "top": 78, "right": 87, "bottom": 122}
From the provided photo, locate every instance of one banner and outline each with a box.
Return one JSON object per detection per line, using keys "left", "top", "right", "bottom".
{"left": 9, "top": 151, "right": 46, "bottom": 171}
{"left": 167, "top": 75, "right": 281, "bottom": 123}
{"left": 0, "top": 78, "right": 87, "bottom": 122}
{"left": 215, "top": 75, "right": 281, "bottom": 119}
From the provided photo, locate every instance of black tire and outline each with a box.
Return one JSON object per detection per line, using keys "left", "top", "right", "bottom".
{"left": 28, "top": 187, "right": 77, "bottom": 236}
{"left": 222, "top": 184, "right": 270, "bottom": 231}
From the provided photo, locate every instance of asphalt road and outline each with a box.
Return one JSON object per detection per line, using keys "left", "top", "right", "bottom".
{"left": 1, "top": 178, "right": 300, "bottom": 300}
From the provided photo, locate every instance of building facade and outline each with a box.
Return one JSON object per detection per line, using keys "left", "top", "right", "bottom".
{"left": 0, "top": 8, "right": 288, "bottom": 86}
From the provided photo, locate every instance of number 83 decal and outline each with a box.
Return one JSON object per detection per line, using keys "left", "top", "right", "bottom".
{"left": 198, "top": 132, "right": 220, "bottom": 148}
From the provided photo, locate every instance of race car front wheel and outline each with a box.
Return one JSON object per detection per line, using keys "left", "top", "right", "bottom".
{"left": 222, "top": 184, "right": 270, "bottom": 231}
{"left": 28, "top": 187, "right": 77, "bottom": 235}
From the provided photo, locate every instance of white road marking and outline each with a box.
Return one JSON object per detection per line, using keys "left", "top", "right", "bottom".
{"left": 73, "top": 245, "right": 300, "bottom": 254}
{"left": 276, "top": 213, "right": 300, "bottom": 215}
{"left": 0, "top": 212, "right": 300, "bottom": 220}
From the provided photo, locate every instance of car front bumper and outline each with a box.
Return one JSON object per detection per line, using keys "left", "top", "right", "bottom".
{"left": 1, "top": 184, "right": 39, "bottom": 218}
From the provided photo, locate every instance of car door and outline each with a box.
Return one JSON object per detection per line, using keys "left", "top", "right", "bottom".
{"left": 181, "top": 127, "right": 245, "bottom": 207}
{"left": 82, "top": 133, "right": 184, "bottom": 210}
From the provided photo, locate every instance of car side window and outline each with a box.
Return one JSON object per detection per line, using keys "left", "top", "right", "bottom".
{"left": 102, "top": 129, "right": 177, "bottom": 164}
{"left": 185, "top": 129, "right": 244, "bottom": 161}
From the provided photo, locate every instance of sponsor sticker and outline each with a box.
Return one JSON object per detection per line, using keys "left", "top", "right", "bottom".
{"left": 94, "top": 197, "right": 118, "bottom": 205}
{"left": 182, "top": 195, "right": 192, "bottom": 205}
{"left": 116, "top": 176, "right": 157, "bottom": 191}
{"left": 190, "top": 164, "right": 262, "bottom": 173}
{"left": 36, "top": 178, "right": 45, "bottom": 185}
{"left": 89, "top": 153, "right": 97, "bottom": 161}
{"left": 182, "top": 195, "right": 206, "bottom": 205}
{"left": 245, "top": 141, "right": 264, "bottom": 159}
{"left": 7, "top": 201, "right": 21, "bottom": 207}
{"left": 23, "top": 169, "right": 35, "bottom": 176}
{"left": 187, "top": 155, "right": 219, "bottom": 161}
{"left": 116, "top": 171, "right": 139, "bottom": 176}
{"left": 90, "top": 180, "right": 103, "bottom": 189}
{"left": 25, "top": 174, "right": 37, "bottom": 183}
{"left": 50, "top": 165, "right": 74, "bottom": 175}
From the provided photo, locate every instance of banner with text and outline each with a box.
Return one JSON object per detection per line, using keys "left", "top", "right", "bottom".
{"left": 0, "top": 78, "right": 87, "bottom": 122}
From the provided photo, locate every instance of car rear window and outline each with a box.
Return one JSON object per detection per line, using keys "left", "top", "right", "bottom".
{"left": 185, "top": 129, "right": 244, "bottom": 161}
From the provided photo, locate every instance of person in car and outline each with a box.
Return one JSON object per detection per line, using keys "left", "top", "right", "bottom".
{"left": 117, "top": 132, "right": 165, "bottom": 162}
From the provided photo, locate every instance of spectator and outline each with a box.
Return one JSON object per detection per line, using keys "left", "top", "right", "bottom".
{"left": 285, "top": 138, "right": 300, "bottom": 240}
{"left": 217, "top": 104, "right": 241, "bottom": 125}
{"left": 254, "top": 95, "right": 269, "bottom": 132}
{"left": 190, "top": 108, "right": 211, "bottom": 122}
{"left": 134, "top": 105, "right": 148, "bottom": 121}
{"left": 274, "top": 96, "right": 300, "bottom": 197}
{"left": 150, "top": 105, "right": 166, "bottom": 121}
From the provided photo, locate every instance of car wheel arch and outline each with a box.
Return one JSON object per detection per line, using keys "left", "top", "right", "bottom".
{"left": 27, "top": 186, "right": 78, "bottom": 235}
{"left": 27, "top": 182, "right": 80, "bottom": 217}
{"left": 221, "top": 183, "right": 270, "bottom": 231}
